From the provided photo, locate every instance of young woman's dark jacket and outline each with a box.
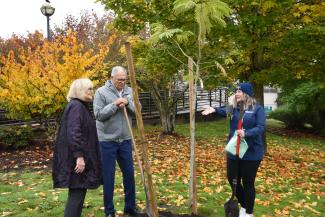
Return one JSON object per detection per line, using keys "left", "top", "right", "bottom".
{"left": 52, "top": 99, "right": 102, "bottom": 189}
{"left": 215, "top": 104, "right": 266, "bottom": 160}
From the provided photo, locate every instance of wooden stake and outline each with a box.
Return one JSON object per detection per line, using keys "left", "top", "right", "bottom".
{"left": 125, "top": 42, "right": 159, "bottom": 217}
{"left": 188, "top": 57, "right": 197, "bottom": 214}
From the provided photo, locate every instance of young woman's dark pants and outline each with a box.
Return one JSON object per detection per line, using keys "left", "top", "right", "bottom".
{"left": 227, "top": 159, "right": 261, "bottom": 214}
{"left": 64, "top": 188, "right": 87, "bottom": 217}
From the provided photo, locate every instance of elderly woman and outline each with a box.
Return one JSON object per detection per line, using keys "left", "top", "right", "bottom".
{"left": 52, "top": 78, "right": 102, "bottom": 217}
{"left": 202, "top": 82, "right": 265, "bottom": 217}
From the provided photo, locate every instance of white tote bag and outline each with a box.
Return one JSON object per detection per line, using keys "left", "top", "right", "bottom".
{"left": 225, "top": 131, "right": 249, "bottom": 159}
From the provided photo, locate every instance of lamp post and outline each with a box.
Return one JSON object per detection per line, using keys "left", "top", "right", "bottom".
{"left": 40, "top": 1, "right": 55, "bottom": 40}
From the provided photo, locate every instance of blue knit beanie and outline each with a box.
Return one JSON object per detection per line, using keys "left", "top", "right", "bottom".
{"left": 237, "top": 82, "right": 254, "bottom": 97}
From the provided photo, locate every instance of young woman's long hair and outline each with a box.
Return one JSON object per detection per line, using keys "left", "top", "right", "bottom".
{"left": 230, "top": 93, "right": 257, "bottom": 110}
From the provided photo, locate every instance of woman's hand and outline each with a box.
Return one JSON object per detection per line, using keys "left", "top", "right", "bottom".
{"left": 201, "top": 106, "right": 215, "bottom": 115}
{"left": 75, "top": 157, "right": 85, "bottom": 173}
{"left": 237, "top": 129, "right": 245, "bottom": 138}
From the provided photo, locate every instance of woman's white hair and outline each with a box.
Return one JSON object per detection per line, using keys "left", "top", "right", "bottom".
{"left": 66, "top": 78, "right": 93, "bottom": 102}
{"left": 111, "top": 66, "right": 127, "bottom": 76}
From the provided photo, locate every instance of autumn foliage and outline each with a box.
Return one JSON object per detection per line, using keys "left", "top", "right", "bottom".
{"left": 0, "top": 31, "right": 109, "bottom": 122}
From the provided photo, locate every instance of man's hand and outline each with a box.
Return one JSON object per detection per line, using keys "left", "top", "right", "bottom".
{"left": 201, "top": 106, "right": 215, "bottom": 115}
{"left": 115, "top": 98, "right": 128, "bottom": 108}
{"left": 75, "top": 157, "right": 85, "bottom": 173}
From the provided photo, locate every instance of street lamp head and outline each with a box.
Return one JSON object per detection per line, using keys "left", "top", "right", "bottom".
{"left": 40, "top": 2, "right": 55, "bottom": 17}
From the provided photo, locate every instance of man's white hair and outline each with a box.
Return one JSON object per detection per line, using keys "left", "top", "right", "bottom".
{"left": 111, "top": 66, "right": 127, "bottom": 76}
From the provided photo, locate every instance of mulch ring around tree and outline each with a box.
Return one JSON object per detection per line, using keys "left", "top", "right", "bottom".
{"left": 137, "top": 211, "right": 201, "bottom": 217}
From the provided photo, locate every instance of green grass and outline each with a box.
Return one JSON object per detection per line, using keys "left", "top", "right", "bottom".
{"left": 1, "top": 119, "right": 324, "bottom": 217}
{"left": 175, "top": 119, "right": 229, "bottom": 138}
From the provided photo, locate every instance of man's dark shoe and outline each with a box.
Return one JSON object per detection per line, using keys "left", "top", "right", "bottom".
{"left": 106, "top": 213, "right": 116, "bottom": 217}
{"left": 124, "top": 209, "right": 139, "bottom": 216}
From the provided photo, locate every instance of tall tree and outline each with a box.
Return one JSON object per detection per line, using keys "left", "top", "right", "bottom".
{"left": 207, "top": 0, "right": 325, "bottom": 102}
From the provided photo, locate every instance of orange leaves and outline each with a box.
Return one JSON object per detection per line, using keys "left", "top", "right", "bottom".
{"left": 291, "top": 2, "right": 325, "bottom": 24}
{"left": 0, "top": 31, "right": 109, "bottom": 121}
{"left": 139, "top": 131, "right": 324, "bottom": 214}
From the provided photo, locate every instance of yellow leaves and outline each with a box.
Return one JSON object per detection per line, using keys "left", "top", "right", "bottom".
{"left": 17, "top": 199, "right": 28, "bottom": 205}
{"left": 1, "top": 192, "right": 11, "bottom": 195}
{"left": 302, "top": 16, "right": 313, "bottom": 24}
{"left": 26, "top": 207, "right": 39, "bottom": 212}
{"left": 215, "top": 185, "right": 224, "bottom": 193}
{"left": 202, "top": 186, "right": 213, "bottom": 194}
{"left": 255, "top": 198, "right": 270, "bottom": 206}
{"left": 297, "top": 4, "right": 310, "bottom": 13}
{"left": 37, "top": 191, "right": 47, "bottom": 198}
{"left": 292, "top": 2, "right": 324, "bottom": 23}
{"left": 0, "top": 31, "right": 109, "bottom": 120}
{"left": 175, "top": 195, "right": 185, "bottom": 206}
{"left": 293, "top": 12, "right": 300, "bottom": 18}
{"left": 289, "top": 200, "right": 321, "bottom": 215}
{"left": 261, "top": 1, "right": 277, "bottom": 14}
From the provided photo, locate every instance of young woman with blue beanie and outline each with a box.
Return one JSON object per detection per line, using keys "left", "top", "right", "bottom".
{"left": 202, "top": 82, "right": 265, "bottom": 217}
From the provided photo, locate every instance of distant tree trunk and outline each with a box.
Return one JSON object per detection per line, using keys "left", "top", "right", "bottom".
{"left": 250, "top": 50, "right": 267, "bottom": 153}
{"left": 160, "top": 105, "right": 176, "bottom": 134}
{"left": 150, "top": 82, "right": 177, "bottom": 134}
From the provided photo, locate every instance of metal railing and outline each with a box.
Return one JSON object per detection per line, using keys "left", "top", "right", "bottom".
{"left": 138, "top": 87, "right": 227, "bottom": 117}
{"left": 0, "top": 88, "right": 227, "bottom": 125}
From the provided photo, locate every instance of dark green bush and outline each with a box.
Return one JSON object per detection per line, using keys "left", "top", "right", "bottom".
{"left": 271, "top": 82, "right": 325, "bottom": 132}
{"left": 0, "top": 125, "right": 33, "bottom": 149}
{"left": 269, "top": 105, "right": 305, "bottom": 129}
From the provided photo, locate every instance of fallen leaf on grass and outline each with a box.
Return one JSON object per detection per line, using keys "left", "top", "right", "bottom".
{"left": 1, "top": 212, "right": 13, "bottom": 217}
{"left": 18, "top": 199, "right": 28, "bottom": 204}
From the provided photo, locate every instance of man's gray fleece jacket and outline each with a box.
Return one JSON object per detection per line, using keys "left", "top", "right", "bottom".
{"left": 93, "top": 80, "right": 135, "bottom": 142}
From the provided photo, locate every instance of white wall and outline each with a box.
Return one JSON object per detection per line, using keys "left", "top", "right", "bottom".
{"left": 264, "top": 87, "right": 278, "bottom": 112}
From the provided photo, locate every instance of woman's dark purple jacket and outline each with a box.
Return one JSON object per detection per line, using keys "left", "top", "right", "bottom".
{"left": 52, "top": 99, "right": 102, "bottom": 189}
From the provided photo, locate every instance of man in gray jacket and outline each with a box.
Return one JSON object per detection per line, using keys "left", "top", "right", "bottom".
{"left": 93, "top": 66, "right": 137, "bottom": 217}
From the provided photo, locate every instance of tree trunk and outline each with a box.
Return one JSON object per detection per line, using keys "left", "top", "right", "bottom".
{"left": 160, "top": 106, "right": 176, "bottom": 134}
{"left": 150, "top": 84, "right": 176, "bottom": 134}
{"left": 250, "top": 50, "right": 267, "bottom": 154}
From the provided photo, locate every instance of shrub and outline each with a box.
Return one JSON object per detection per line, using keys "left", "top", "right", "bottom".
{"left": 269, "top": 105, "right": 305, "bottom": 129}
{"left": 0, "top": 125, "right": 33, "bottom": 149}
{"left": 271, "top": 82, "right": 325, "bottom": 132}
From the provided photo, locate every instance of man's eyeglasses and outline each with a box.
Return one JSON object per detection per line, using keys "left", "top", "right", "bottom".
{"left": 117, "top": 78, "right": 127, "bottom": 82}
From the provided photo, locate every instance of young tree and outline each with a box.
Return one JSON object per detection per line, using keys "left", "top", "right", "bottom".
{"left": 151, "top": 1, "right": 231, "bottom": 213}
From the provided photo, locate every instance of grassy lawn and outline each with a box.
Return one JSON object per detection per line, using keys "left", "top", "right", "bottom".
{"left": 1, "top": 119, "right": 324, "bottom": 217}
